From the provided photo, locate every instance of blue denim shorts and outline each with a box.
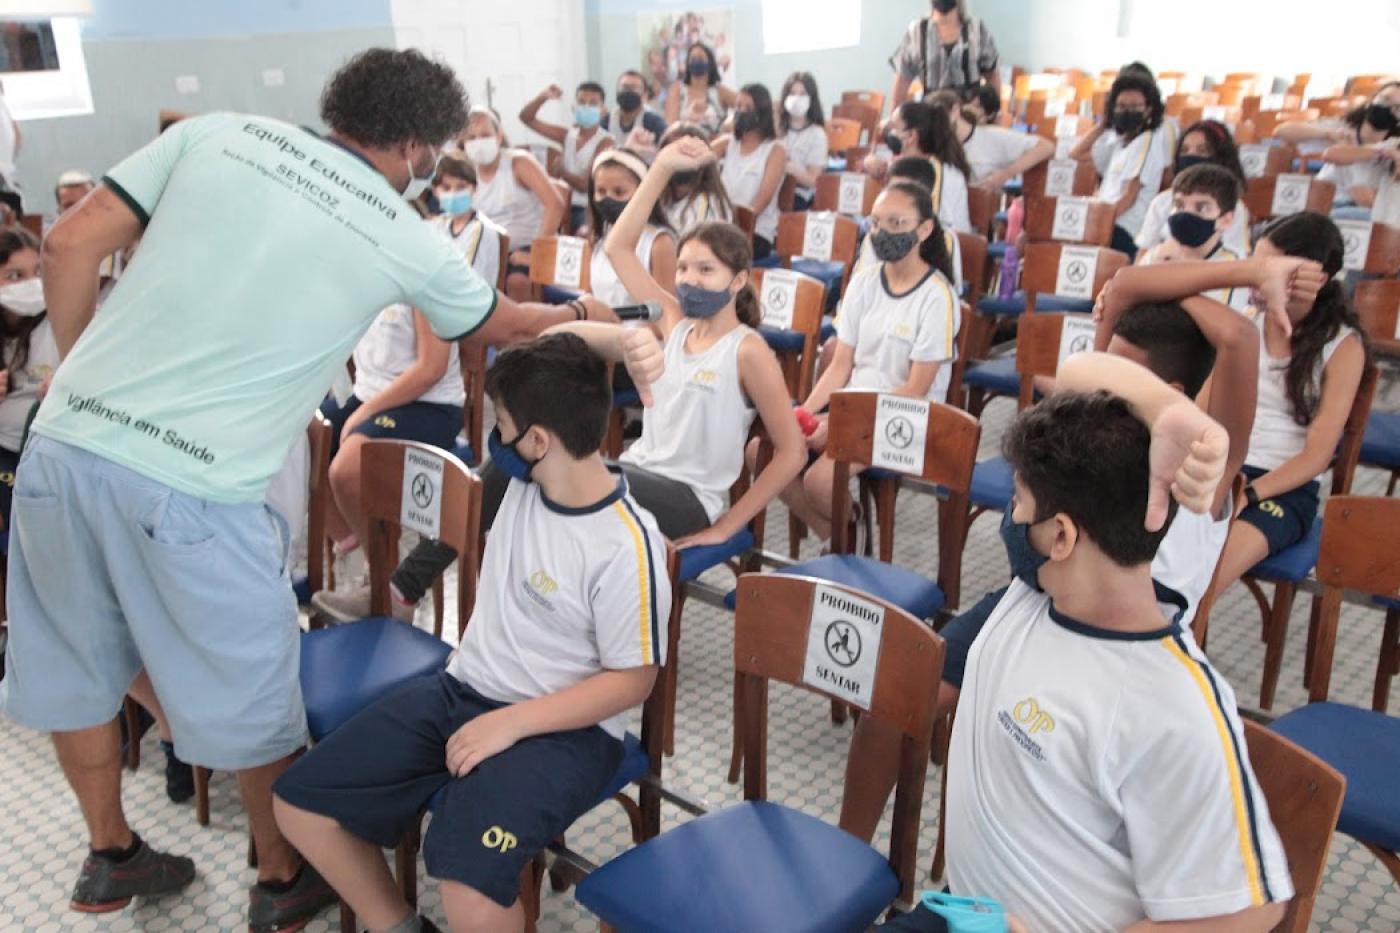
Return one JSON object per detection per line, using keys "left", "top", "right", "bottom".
{"left": 1, "top": 436, "right": 307, "bottom": 769}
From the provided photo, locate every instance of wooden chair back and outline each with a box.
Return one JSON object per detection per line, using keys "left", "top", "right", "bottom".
{"left": 1014, "top": 312, "right": 1096, "bottom": 409}
{"left": 1337, "top": 220, "right": 1400, "bottom": 278}
{"left": 831, "top": 103, "right": 880, "bottom": 146}
{"left": 1021, "top": 157, "right": 1098, "bottom": 199}
{"left": 775, "top": 211, "right": 860, "bottom": 290}
{"left": 1331, "top": 363, "right": 1378, "bottom": 497}
{"left": 1346, "top": 75, "right": 1392, "bottom": 96}
{"left": 1310, "top": 96, "right": 1365, "bottom": 118}
{"left": 777, "top": 175, "right": 798, "bottom": 213}
{"left": 843, "top": 145, "right": 872, "bottom": 171}
{"left": 966, "top": 185, "right": 998, "bottom": 238}
{"left": 956, "top": 230, "right": 989, "bottom": 306}
{"left": 813, "top": 172, "right": 883, "bottom": 217}
{"left": 731, "top": 572, "right": 944, "bottom": 906}
{"left": 1032, "top": 115, "right": 1094, "bottom": 142}
{"left": 304, "top": 412, "right": 334, "bottom": 600}
{"left": 1237, "top": 142, "right": 1300, "bottom": 179}
{"left": 360, "top": 440, "right": 482, "bottom": 634}
{"left": 1317, "top": 496, "right": 1400, "bottom": 596}
{"left": 1024, "top": 194, "right": 1117, "bottom": 246}
{"left": 528, "top": 235, "right": 592, "bottom": 291}
{"left": 840, "top": 90, "right": 885, "bottom": 115}
{"left": 1241, "top": 93, "right": 1303, "bottom": 122}
{"left": 1166, "top": 91, "right": 1219, "bottom": 117}
{"left": 1180, "top": 105, "right": 1242, "bottom": 129}
{"left": 1242, "top": 721, "right": 1346, "bottom": 933}
{"left": 1023, "top": 93, "right": 1075, "bottom": 127}
{"left": 826, "top": 118, "right": 862, "bottom": 153}
{"left": 458, "top": 342, "right": 487, "bottom": 467}
{"left": 733, "top": 205, "right": 757, "bottom": 239}
{"left": 1020, "top": 241, "right": 1128, "bottom": 305}
{"left": 1241, "top": 175, "right": 1335, "bottom": 221}
{"left": 1355, "top": 278, "right": 1400, "bottom": 359}
{"left": 752, "top": 267, "right": 827, "bottom": 399}
{"left": 1248, "top": 108, "right": 1319, "bottom": 138}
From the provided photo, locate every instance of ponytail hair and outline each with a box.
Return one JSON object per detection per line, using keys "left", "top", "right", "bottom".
{"left": 678, "top": 220, "right": 762, "bottom": 328}
{"left": 1257, "top": 211, "right": 1371, "bottom": 426}
{"left": 884, "top": 179, "right": 955, "bottom": 283}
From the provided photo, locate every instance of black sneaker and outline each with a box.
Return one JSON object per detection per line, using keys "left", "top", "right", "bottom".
{"left": 248, "top": 863, "right": 337, "bottom": 933}
{"left": 160, "top": 740, "right": 195, "bottom": 804}
{"left": 70, "top": 835, "right": 196, "bottom": 912}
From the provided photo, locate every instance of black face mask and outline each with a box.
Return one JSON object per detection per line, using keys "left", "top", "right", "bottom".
{"left": 1363, "top": 104, "right": 1399, "bottom": 135}
{"left": 932, "top": 0, "right": 959, "bottom": 12}
{"left": 1112, "top": 110, "right": 1146, "bottom": 136}
{"left": 734, "top": 111, "right": 761, "bottom": 136}
{"left": 1174, "top": 154, "right": 1209, "bottom": 174}
{"left": 596, "top": 197, "right": 627, "bottom": 225}
{"left": 884, "top": 129, "right": 905, "bottom": 155}
{"left": 617, "top": 89, "right": 643, "bottom": 112}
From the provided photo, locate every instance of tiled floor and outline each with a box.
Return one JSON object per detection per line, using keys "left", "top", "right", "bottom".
{"left": 2, "top": 398, "right": 1397, "bottom": 932}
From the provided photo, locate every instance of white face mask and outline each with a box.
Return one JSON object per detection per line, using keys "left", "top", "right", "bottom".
{"left": 784, "top": 93, "right": 810, "bottom": 118}
{"left": 0, "top": 277, "right": 45, "bottom": 317}
{"left": 402, "top": 146, "right": 441, "bottom": 201}
{"left": 463, "top": 136, "right": 500, "bottom": 167}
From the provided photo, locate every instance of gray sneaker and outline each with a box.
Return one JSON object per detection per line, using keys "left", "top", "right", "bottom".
{"left": 70, "top": 835, "right": 196, "bottom": 912}
{"left": 311, "top": 583, "right": 415, "bottom": 624}
{"left": 247, "top": 863, "right": 337, "bottom": 933}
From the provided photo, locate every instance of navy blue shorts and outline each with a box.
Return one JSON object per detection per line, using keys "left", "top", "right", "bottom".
{"left": 1236, "top": 465, "right": 1320, "bottom": 556}
{"left": 937, "top": 587, "right": 1008, "bottom": 690}
{"left": 273, "top": 671, "right": 623, "bottom": 907}
{"left": 318, "top": 396, "right": 463, "bottom": 461}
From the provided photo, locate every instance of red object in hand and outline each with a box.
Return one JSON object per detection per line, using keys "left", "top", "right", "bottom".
{"left": 794, "top": 406, "right": 819, "bottom": 437}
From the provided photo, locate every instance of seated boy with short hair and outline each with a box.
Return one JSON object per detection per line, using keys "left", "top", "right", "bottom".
{"left": 273, "top": 332, "right": 671, "bottom": 933}
{"left": 944, "top": 388, "right": 1291, "bottom": 931}
{"left": 1137, "top": 163, "right": 1251, "bottom": 312}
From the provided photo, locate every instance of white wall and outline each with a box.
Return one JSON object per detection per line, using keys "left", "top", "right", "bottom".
{"left": 975, "top": 0, "right": 1399, "bottom": 89}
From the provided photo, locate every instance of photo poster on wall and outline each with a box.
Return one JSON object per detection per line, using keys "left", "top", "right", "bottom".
{"left": 637, "top": 8, "right": 738, "bottom": 93}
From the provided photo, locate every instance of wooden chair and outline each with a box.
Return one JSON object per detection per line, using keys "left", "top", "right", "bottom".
{"left": 1355, "top": 279, "right": 1400, "bottom": 360}
{"left": 1302, "top": 497, "right": 1400, "bottom": 711}
{"left": 966, "top": 185, "right": 998, "bottom": 239}
{"left": 1180, "top": 104, "right": 1243, "bottom": 129}
{"left": 1241, "top": 721, "right": 1347, "bottom": 933}
{"left": 1166, "top": 91, "right": 1219, "bottom": 117}
{"left": 825, "top": 117, "right": 862, "bottom": 153}
{"left": 1248, "top": 108, "right": 1320, "bottom": 139}
{"left": 1248, "top": 363, "right": 1376, "bottom": 710}
{"left": 1241, "top": 174, "right": 1335, "bottom": 222}
{"left": 1024, "top": 194, "right": 1118, "bottom": 246}
{"left": 840, "top": 89, "right": 885, "bottom": 115}
{"left": 813, "top": 172, "right": 883, "bottom": 218}
{"left": 1337, "top": 219, "right": 1400, "bottom": 278}
{"left": 1023, "top": 94, "right": 1074, "bottom": 127}
{"left": 733, "top": 205, "right": 757, "bottom": 239}
{"left": 1242, "top": 93, "right": 1303, "bottom": 122}
{"left": 777, "top": 175, "right": 798, "bottom": 213}
{"left": 1032, "top": 115, "right": 1094, "bottom": 142}
{"left": 1237, "top": 142, "right": 1301, "bottom": 179}
{"left": 308, "top": 439, "right": 481, "bottom": 932}
{"left": 575, "top": 573, "right": 945, "bottom": 928}
{"left": 831, "top": 103, "right": 880, "bottom": 147}
{"left": 752, "top": 266, "right": 827, "bottom": 400}
{"left": 527, "top": 234, "right": 591, "bottom": 296}
{"left": 842, "top": 145, "right": 872, "bottom": 172}
{"left": 773, "top": 210, "right": 860, "bottom": 302}
{"left": 1021, "top": 157, "right": 1098, "bottom": 199}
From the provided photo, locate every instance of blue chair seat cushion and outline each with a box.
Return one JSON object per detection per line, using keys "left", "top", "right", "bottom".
{"left": 791, "top": 258, "right": 846, "bottom": 311}
{"left": 962, "top": 357, "right": 1018, "bottom": 395}
{"left": 600, "top": 732, "right": 649, "bottom": 801}
{"left": 1249, "top": 520, "right": 1321, "bottom": 584}
{"left": 760, "top": 316, "right": 837, "bottom": 353}
{"left": 730, "top": 554, "right": 943, "bottom": 620}
{"left": 301, "top": 617, "right": 452, "bottom": 741}
{"left": 678, "top": 529, "right": 754, "bottom": 585}
{"left": 970, "top": 457, "right": 1013, "bottom": 510}
{"left": 1270, "top": 702, "right": 1400, "bottom": 852}
{"left": 1361, "top": 411, "right": 1400, "bottom": 470}
{"left": 752, "top": 253, "right": 783, "bottom": 269}
{"left": 540, "top": 284, "right": 584, "bottom": 305}
{"left": 613, "top": 388, "right": 641, "bottom": 408}
{"left": 451, "top": 441, "right": 474, "bottom": 465}
{"left": 292, "top": 575, "right": 313, "bottom": 606}
{"left": 977, "top": 292, "right": 1095, "bottom": 317}
{"left": 988, "top": 241, "right": 1011, "bottom": 261}
{"left": 575, "top": 801, "right": 898, "bottom": 933}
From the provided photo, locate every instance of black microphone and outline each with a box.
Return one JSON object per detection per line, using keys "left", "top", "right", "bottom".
{"left": 611, "top": 300, "right": 664, "bottom": 323}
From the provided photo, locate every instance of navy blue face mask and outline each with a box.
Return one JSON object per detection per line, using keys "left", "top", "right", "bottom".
{"left": 999, "top": 505, "right": 1051, "bottom": 591}
{"left": 488, "top": 425, "right": 540, "bottom": 482}
{"left": 677, "top": 278, "right": 735, "bottom": 319}
{"left": 1167, "top": 210, "right": 1218, "bottom": 248}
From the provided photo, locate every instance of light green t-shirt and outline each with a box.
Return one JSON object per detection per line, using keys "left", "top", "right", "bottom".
{"left": 34, "top": 113, "right": 496, "bottom": 503}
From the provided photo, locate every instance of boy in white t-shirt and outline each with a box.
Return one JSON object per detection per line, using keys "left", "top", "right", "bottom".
{"left": 1136, "top": 164, "right": 1251, "bottom": 312}
{"left": 947, "top": 389, "right": 1290, "bottom": 932}
{"left": 274, "top": 333, "right": 671, "bottom": 933}
{"left": 1322, "top": 137, "right": 1400, "bottom": 227}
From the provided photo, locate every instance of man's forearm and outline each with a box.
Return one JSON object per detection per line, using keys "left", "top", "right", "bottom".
{"left": 43, "top": 249, "right": 103, "bottom": 359}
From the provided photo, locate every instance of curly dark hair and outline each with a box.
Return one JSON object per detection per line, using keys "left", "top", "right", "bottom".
{"left": 1104, "top": 72, "right": 1164, "bottom": 134}
{"left": 320, "top": 48, "right": 468, "bottom": 148}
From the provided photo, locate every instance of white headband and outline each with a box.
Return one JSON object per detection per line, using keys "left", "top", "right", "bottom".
{"left": 592, "top": 148, "right": 650, "bottom": 181}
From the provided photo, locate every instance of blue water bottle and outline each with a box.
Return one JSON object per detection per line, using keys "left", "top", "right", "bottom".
{"left": 921, "top": 891, "right": 1008, "bottom": 933}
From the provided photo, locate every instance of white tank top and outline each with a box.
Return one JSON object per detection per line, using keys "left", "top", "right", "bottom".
{"left": 472, "top": 150, "right": 545, "bottom": 248}
{"left": 664, "top": 191, "right": 732, "bottom": 235}
{"left": 1245, "top": 317, "right": 1356, "bottom": 471}
{"left": 589, "top": 225, "right": 671, "bottom": 307}
{"left": 620, "top": 321, "right": 757, "bottom": 522}
{"left": 352, "top": 303, "right": 466, "bottom": 407}
{"left": 722, "top": 138, "right": 781, "bottom": 241}
{"left": 563, "top": 127, "right": 608, "bottom": 208}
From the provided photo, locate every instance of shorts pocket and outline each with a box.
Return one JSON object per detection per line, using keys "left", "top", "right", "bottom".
{"left": 136, "top": 491, "right": 216, "bottom": 551}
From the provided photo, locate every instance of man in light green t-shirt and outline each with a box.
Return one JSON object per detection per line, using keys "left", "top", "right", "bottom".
{"left": 0, "top": 48, "right": 628, "bottom": 932}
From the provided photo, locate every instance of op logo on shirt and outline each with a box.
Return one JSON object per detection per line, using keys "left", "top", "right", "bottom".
{"left": 689, "top": 368, "right": 719, "bottom": 393}
{"left": 523, "top": 569, "right": 559, "bottom": 610}
{"left": 999, "top": 696, "right": 1055, "bottom": 761}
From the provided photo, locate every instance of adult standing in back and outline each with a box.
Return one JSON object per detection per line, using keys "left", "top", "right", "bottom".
{"left": 888, "top": 0, "right": 1002, "bottom": 112}
{"left": 0, "top": 47, "right": 595, "bottom": 933}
